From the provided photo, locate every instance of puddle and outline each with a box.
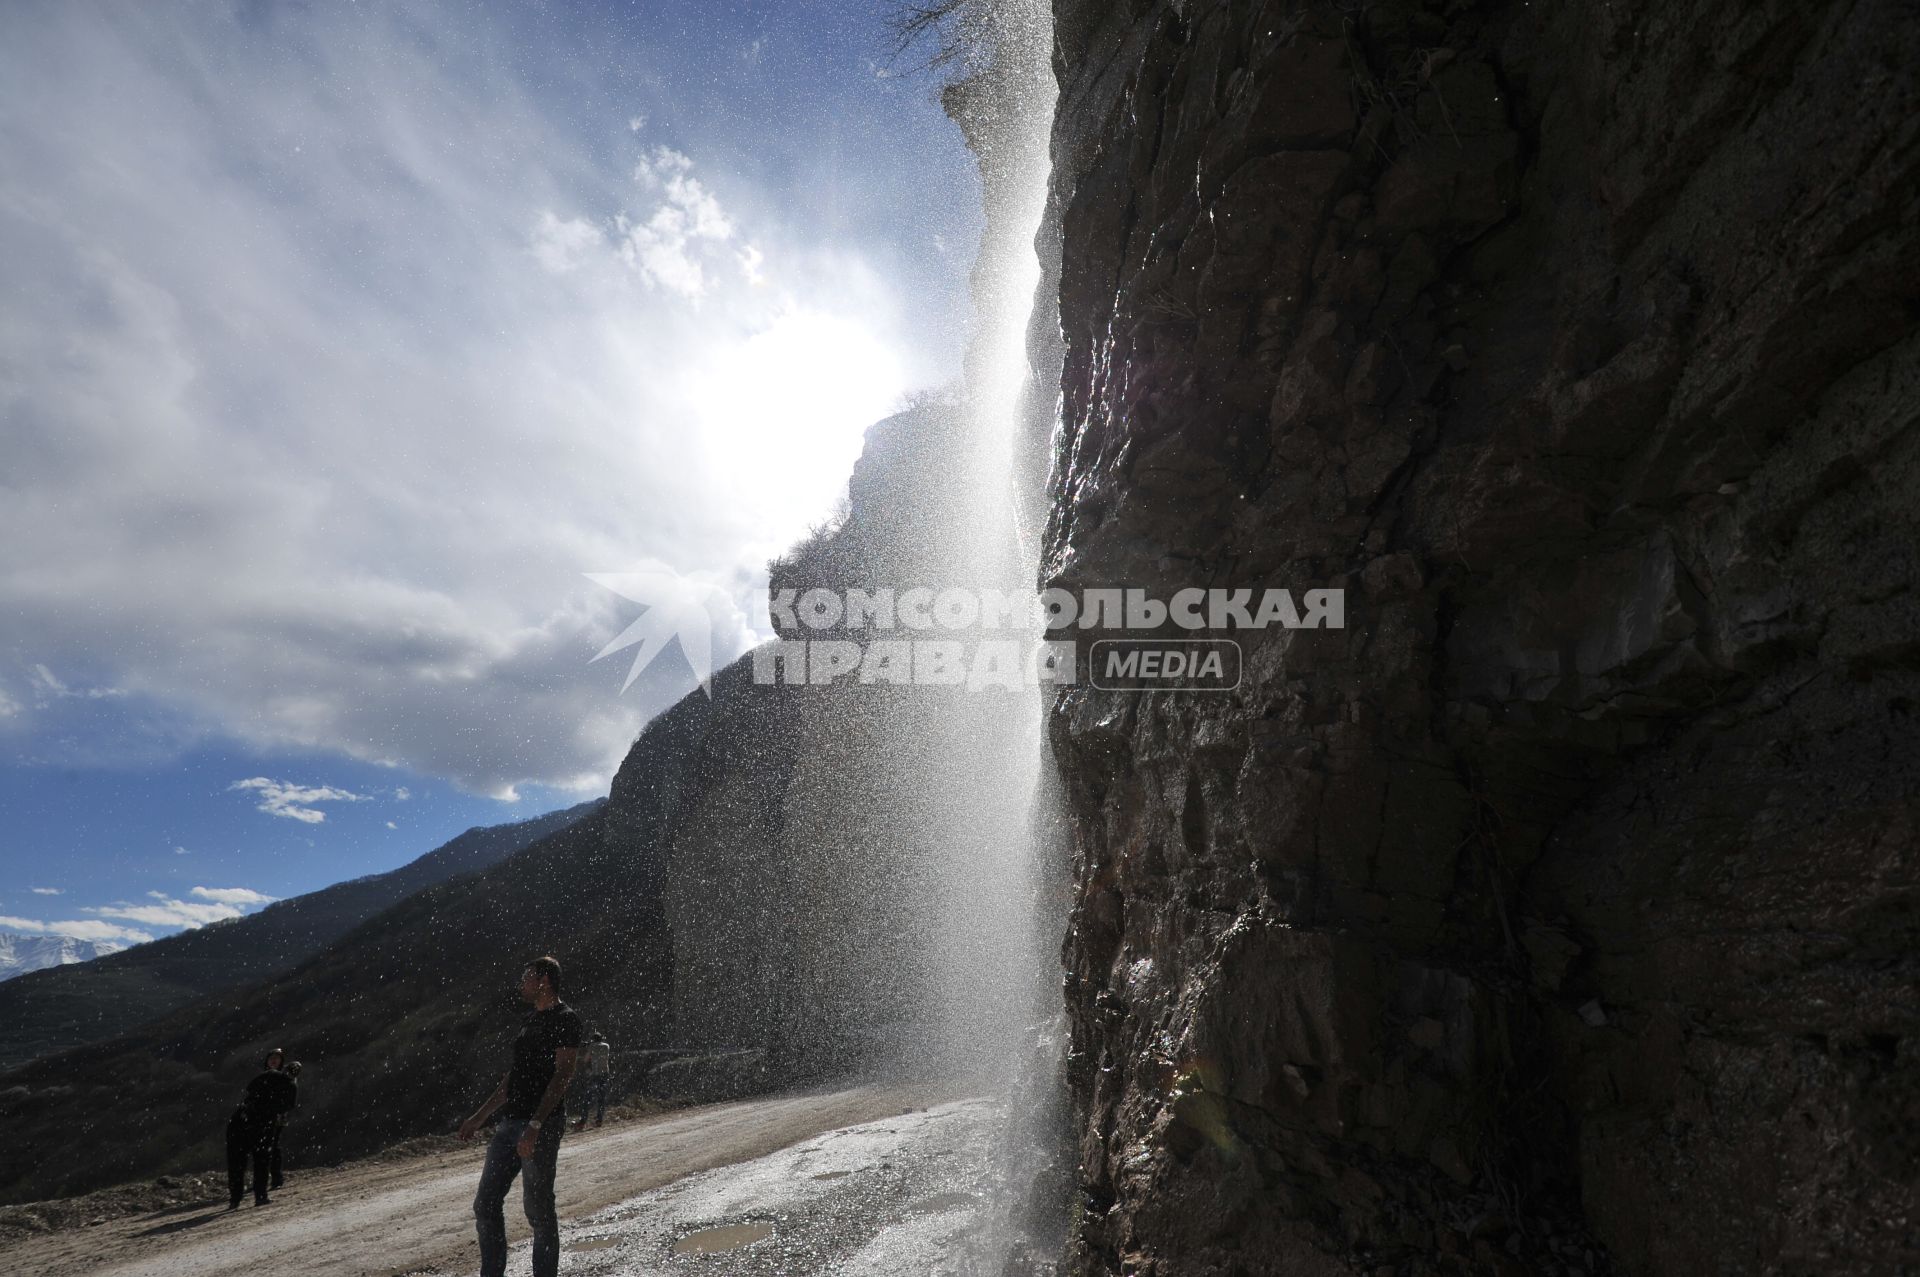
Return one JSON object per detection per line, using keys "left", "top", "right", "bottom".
{"left": 906, "top": 1191, "right": 978, "bottom": 1215}
{"left": 811, "top": 1171, "right": 850, "bottom": 1181}
{"left": 670, "top": 1221, "right": 775, "bottom": 1255}
{"left": 571, "top": 1236, "right": 622, "bottom": 1253}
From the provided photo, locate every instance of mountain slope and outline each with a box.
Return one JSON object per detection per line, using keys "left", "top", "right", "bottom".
{"left": 0, "top": 800, "right": 602, "bottom": 1071}
{"left": 0, "top": 799, "right": 674, "bottom": 1202}
{"left": 0, "top": 934, "right": 126, "bottom": 983}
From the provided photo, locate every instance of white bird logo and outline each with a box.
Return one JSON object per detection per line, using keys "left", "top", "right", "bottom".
{"left": 585, "top": 570, "right": 724, "bottom": 698}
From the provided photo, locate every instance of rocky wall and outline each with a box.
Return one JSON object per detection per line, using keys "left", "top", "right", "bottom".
{"left": 1039, "top": 2, "right": 1919, "bottom": 1273}
{"left": 602, "top": 405, "right": 969, "bottom": 1080}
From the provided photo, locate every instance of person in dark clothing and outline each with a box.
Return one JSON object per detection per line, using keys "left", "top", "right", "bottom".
{"left": 458, "top": 956, "right": 581, "bottom": 1277}
{"left": 268, "top": 1059, "right": 303, "bottom": 1189}
{"left": 574, "top": 1031, "right": 611, "bottom": 1131}
{"left": 225, "top": 1108, "right": 265, "bottom": 1210}
{"left": 226, "top": 1049, "right": 298, "bottom": 1209}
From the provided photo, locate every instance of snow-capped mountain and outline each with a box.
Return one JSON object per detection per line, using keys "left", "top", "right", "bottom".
{"left": 0, "top": 932, "right": 126, "bottom": 982}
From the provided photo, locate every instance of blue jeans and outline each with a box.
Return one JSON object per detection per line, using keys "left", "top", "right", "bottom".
{"left": 473, "top": 1117, "right": 565, "bottom": 1277}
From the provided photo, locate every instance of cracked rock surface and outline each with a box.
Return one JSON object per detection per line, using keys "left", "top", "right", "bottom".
{"left": 1039, "top": 1, "right": 1919, "bottom": 1273}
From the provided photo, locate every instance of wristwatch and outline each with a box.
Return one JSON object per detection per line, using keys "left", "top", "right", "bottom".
{"left": 527, "top": 1119, "right": 542, "bottom": 1131}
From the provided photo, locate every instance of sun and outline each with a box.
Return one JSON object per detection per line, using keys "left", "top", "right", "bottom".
{"left": 691, "top": 305, "right": 910, "bottom": 551}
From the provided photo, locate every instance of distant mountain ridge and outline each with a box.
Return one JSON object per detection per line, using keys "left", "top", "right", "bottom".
{"left": 0, "top": 799, "right": 603, "bottom": 1071}
{"left": 0, "top": 933, "right": 126, "bottom": 983}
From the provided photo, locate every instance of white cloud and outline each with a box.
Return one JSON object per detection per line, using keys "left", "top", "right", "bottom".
{"left": 737, "top": 244, "right": 766, "bottom": 285}
{"left": 665, "top": 174, "right": 733, "bottom": 241}
{"left": 626, "top": 113, "right": 647, "bottom": 133}
{"left": 615, "top": 149, "right": 740, "bottom": 298}
{"left": 90, "top": 901, "right": 234, "bottom": 927}
{"left": 386, "top": 820, "right": 398, "bottom": 829}
{"left": 29, "top": 887, "right": 62, "bottom": 896}
{"left": 531, "top": 212, "right": 603, "bottom": 274}
{"left": 27, "top": 664, "right": 125, "bottom": 703}
{"left": 633, "top": 145, "right": 693, "bottom": 184}
{"left": 70, "top": 885, "right": 275, "bottom": 933}
{"left": 0, "top": 915, "right": 154, "bottom": 944}
{"left": 191, "top": 885, "right": 278, "bottom": 906}
{"left": 173, "top": 845, "right": 190, "bottom": 855}
{"left": 619, "top": 207, "right": 710, "bottom": 298}
{"left": 0, "top": 2, "right": 950, "bottom": 798}
{"left": 393, "top": 787, "right": 410, "bottom": 801}
{"left": 0, "top": 686, "right": 20, "bottom": 719}
{"left": 231, "top": 777, "right": 368, "bottom": 824}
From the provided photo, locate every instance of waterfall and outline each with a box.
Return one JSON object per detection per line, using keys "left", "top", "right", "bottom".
{"left": 751, "top": 0, "right": 1065, "bottom": 1262}
{"left": 927, "top": 0, "right": 1058, "bottom": 1072}
{"left": 916, "top": 1, "right": 1068, "bottom": 1269}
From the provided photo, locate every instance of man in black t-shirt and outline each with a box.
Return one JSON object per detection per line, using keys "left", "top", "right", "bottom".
{"left": 458, "top": 955, "right": 582, "bottom": 1277}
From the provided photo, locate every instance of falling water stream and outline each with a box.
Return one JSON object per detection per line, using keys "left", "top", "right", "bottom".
{"left": 926, "top": 0, "right": 1059, "bottom": 1076}
{"left": 681, "top": 2, "right": 1067, "bottom": 1266}
{"left": 911, "top": 0, "right": 1066, "bottom": 1268}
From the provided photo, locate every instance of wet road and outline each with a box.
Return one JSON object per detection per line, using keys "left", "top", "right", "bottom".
{"left": 414, "top": 1098, "right": 1004, "bottom": 1276}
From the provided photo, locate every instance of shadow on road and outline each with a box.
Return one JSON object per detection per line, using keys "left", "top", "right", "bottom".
{"left": 138, "top": 1198, "right": 225, "bottom": 1222}
{"left": 134, "top": 1207, "right": 235, "bottom": 1238}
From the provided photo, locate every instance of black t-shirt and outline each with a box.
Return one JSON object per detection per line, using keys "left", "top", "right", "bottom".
{"left": 241, "top": 1070, "right": 297, "bottom": 1120}
{"left": 504, "top": 1002, "right": 584, "bottom": 1119}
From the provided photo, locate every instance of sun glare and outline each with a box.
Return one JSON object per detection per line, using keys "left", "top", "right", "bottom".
{"left": 694, "top": 306, "right": 909, "bottom": 551}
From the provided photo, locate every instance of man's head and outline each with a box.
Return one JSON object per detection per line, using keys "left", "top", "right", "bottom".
{"left": 264, "top": 1048, "right": 286, "bottom": 1071}
{"left": 519, "top": 955, "right": 562, "bottom": 1004}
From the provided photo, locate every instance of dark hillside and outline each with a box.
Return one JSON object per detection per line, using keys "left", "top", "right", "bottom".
{"left": 0, "top": 804, "right": 671, "bottom": 1203}
{"left": 0, "top": 800, "right": 602, "bottom": 1071}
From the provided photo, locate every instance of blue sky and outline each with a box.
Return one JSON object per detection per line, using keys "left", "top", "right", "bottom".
{"left": 0, "top": 741, "right": 535, "bottom": 942}
{"left": 0, "top": 0, "right": 984, "bottom": 944}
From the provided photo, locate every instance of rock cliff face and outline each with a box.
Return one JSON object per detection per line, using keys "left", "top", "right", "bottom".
{"left": 609, "top": 400, "right": 989, "bottom": 1080}
{"left": 1039, "top": 2, "right": 1919, "bottom": 1273}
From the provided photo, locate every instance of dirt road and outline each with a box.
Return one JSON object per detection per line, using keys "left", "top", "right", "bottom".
{"left": 7, "top": 1083, "right": 949, "bottom": 1277}
{"left": 414, "top": 1095, "right": 1007, "bottom": 1277}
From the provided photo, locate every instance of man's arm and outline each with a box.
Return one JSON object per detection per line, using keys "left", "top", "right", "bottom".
{"left": 513, "top": 1047, "right": 578, "bottom": 1158}
{"left": 458, "top": 1073, "right": 511, "bottom": 1142}
{"left": 534, "top": 1047, "right": 578, "bottom": 1123}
